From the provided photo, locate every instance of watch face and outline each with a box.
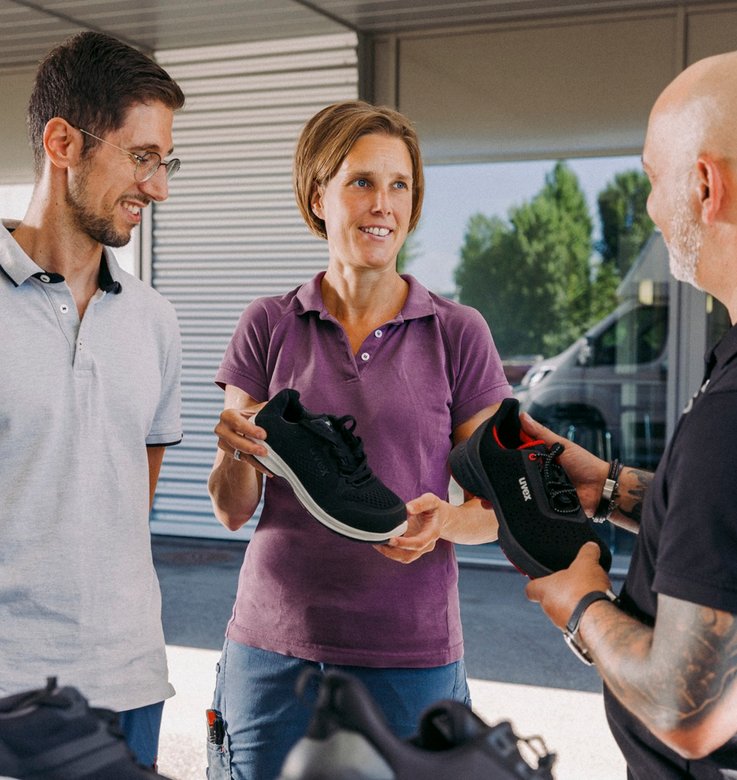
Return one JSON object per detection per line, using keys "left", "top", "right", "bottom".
{"left": 564, "top": 631, "right": 595, "bottom": 666}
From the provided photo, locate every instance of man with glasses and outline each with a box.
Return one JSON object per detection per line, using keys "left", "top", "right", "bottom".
{"left": 0, "top": 32, "right": 184, "bottom": 767}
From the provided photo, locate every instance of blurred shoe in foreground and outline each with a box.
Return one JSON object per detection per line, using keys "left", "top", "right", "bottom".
{"left": 278, "top": 669, "right": 556, "bottom": 779}
{"left": 0, "top": 677, "right": 170, "bottom": 779}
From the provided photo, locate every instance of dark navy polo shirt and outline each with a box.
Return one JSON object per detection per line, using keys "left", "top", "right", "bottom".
{"left": 605, "top": 322, "right": 737, "bottom": 778}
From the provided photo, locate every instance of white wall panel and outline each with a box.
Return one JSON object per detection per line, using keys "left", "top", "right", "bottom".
{"left": 150, "top": 33, "right": 358, "bottom": 539}
{"left": 393, "top": 14, "right": 678, "bottom": 163}
{"left": 687, "top": 7, "right": 737, "bottom": 62}
{"left": 0, "top": 69, "right": 36, "bottom": 183}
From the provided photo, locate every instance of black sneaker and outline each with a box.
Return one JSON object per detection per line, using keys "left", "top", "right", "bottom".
{"left": 278, "top": 669, "right": 556, "bottom": 780}
{"left": 253, "top": 388, "right": 408, "bottom": 543}
{"left": 448, "top": 397, "right": 612, "bottom": 578}
{"left": 0, "top": 677, "right": 170, "bottom": 779}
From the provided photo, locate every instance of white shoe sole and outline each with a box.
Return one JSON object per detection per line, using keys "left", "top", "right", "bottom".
{"left": 253, "top": 441, "right": 408, "bottom": 543}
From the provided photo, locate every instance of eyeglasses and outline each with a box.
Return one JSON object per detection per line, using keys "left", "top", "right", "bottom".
{"left": 77, "top": 128, "right": 181, "bottom": 183}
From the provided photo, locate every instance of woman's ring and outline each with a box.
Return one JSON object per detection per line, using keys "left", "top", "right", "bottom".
{"left": 233, "top": 449, "right": 243, "bottom": 461}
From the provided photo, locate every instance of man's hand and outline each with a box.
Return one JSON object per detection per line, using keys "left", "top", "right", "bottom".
{"left": 525, "top": 542, "right": 613, "bottom": 629}
{"left": 520, "top": 413, "right": 610, "bottom": 517}
{"left": 528, "top": 541, "right": 737, "bottom": 759}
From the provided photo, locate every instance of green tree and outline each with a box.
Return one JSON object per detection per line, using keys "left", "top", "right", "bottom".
{"left": 396, "top": 233, "right": 420, "bottom": 274}
{"left": 589, "top": 256, "right": 621, "bottom": 323}
{"left": 596, "top": 170, "right": 654, "bottom": 277}
{"left": 455, "top": 162, "right": 593, "bottom": 357}
{"left": 590, "top": 169, "right": 654, "bottom": 320}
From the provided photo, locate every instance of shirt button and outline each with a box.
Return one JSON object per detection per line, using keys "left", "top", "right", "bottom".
{"left": 39, "top": 274, "right": 51, "bottom": 283}
{"left": 361, "top": 352, "right": 370, "bottom": 362}
{"left": 60, "top": 304, "right": 69, "bottom": 313}
{"left": 374, "top": 329, "right": 383, "bottom": 338}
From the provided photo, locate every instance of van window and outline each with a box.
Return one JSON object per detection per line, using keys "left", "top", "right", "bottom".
{"left": 415, "top": 157, "right": 731, "bottom": 564}
{"left": 591, "top": 304, "right": 668, "bottom": 367}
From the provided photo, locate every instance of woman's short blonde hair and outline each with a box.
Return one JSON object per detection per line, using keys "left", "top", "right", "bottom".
{"left": 293, "top": 100, "right": 425, "bottom": 239}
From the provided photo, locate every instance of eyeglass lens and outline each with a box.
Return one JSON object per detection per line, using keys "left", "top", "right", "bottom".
{"left": 137, "top": 153, "right": 180, "bottom": 183}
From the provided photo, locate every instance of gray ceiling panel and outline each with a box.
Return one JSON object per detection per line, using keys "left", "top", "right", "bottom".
{"left": 0, "top": 0, "right": 340, "bottom": 69}
{"left": 0, "top": 0, "right": 726, "bottom": 72}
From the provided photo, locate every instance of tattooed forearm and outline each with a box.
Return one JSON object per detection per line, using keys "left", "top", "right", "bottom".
{"left": 592, "top": 596, "right": 737, "bottom": 742}
{"left": 611, "top": 467, "right": 652, "bottom": 533}
{"left": 667, "top": 607, "right": 737, "bottom": 729}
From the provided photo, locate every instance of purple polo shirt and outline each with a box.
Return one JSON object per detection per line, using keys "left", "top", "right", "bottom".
{"left": 216, "top": 273, "right": 510, "bottom": 667}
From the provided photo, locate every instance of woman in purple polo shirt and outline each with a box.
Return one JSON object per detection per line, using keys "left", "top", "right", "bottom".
{"left": 206, "top": 100, "right": 512, "bottom": 779}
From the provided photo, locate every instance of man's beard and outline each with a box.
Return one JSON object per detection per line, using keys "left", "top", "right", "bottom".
{"left": 666, "top": 191, "right": 703, "bottom": 288}
{"left": 66, "top": 167, "right": 143, "bottom": 248}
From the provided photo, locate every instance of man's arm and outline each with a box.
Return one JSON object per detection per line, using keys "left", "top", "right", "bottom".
{"left": 527, "top": 545, "right": 737, "bottom": 759}
{"left": 588, "top": 593, "right": 737, "bottom": 758}
{"left": 605, "top": 465, "right": 653, "bottom": 533}
{"left": 147, "top": 446, "right": 166, "bottom": 510}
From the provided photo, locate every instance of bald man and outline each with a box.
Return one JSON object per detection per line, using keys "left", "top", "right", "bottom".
{"left": 522, "top": 53, "right": 737, "bottom": 777}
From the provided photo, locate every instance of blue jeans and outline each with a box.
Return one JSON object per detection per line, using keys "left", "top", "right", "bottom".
{"left": 206, "top": 639, "right": 471, "bottom": 780}
{"left": 118, "top": 700, "right": 165, "bottom": 769}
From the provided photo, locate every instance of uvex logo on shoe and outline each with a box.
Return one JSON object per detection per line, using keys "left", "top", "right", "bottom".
{"left": 518, "top": 477, "right": 532, "bottom": 502}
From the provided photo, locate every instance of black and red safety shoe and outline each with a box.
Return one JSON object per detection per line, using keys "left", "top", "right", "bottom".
{"left": 449, "top": 397, "right": 611, "bottom": 578}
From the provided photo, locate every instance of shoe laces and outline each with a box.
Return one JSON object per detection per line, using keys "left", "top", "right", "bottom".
{"left": 302, "top": 414, "right": 373, "bottom": 486}
{"left": 0, "top": 677, "right": 69, "bottom": 715}
{"left": 1, "top": 677, "right": 122, "bottom": 732}
{"left": 528, "top": 442, "right": 580, "bottom": 514}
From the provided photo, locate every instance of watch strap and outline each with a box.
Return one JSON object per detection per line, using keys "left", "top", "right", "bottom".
{"left": 563, "top": 589, "right": 617, "bottom": 665}
{"left": 565, "top": 589, "right": 616, "bottom": 634}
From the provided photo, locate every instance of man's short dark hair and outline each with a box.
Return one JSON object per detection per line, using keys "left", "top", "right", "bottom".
{"left": 27, "top": 31, "right": 185, "bottom": 176}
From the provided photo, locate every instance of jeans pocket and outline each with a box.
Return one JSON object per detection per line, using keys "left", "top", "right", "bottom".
{"left": 206, "top": 738, "right": 232, "bottom": 780}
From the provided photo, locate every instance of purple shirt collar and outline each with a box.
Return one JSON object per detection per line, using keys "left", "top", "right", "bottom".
{"left": 294, "top": 272, "right": 438, "bottom": 323}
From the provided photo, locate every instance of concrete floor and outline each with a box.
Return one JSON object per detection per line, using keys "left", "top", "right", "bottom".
{"left": 152, "top": 535, "right": 627, "bottom": 779}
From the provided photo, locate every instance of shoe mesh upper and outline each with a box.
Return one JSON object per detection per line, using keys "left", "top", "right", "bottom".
{"left": 459, "top": 397, "right": 612, "bottom": 576}
{"left": 256, "top": 389, "right": 407, "bottom": 534}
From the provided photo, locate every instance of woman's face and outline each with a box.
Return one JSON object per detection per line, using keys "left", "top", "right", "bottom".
{"left": 311, "top": 132, "right": 413, "bottom": 272}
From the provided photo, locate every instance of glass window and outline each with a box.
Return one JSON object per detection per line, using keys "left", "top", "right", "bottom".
{"left": 413, "top": 157, "right": 664, "bottom": 558}
{"left": 589, "top": 304, "right": 668, "bottom": 367}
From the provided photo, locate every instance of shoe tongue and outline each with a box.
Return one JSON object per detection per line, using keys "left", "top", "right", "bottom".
{"left": 302, "top": 415, "right": 372, "bottom": 484}
{"left": 552, "top": 490, "right": 579, "bottom": 511}
{"left": 417, "top": 702, "right": 486, "bottom": 750}
{"left": 303, "top": 414, "right": 338, "bottom": 437}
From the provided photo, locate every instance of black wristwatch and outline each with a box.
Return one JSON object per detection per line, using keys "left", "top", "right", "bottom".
{"left": 563, "top": 589, "right": 618, "bottom": 665}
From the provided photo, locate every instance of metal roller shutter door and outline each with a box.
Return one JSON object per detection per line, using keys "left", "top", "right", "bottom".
{"left": 150, "top": 33, "right": 358, "bottom": 539}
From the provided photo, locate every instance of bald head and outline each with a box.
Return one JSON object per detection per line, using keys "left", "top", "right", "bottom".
{"left": 643, "top": 51, "right": 737, "bottom": 310}
{"left": 649, "top": 51, "right": 737, "bottom": 167}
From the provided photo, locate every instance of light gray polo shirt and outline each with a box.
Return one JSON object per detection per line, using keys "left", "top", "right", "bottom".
{"left": 0, "top": 223, "right": 182, "bottom": 711}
